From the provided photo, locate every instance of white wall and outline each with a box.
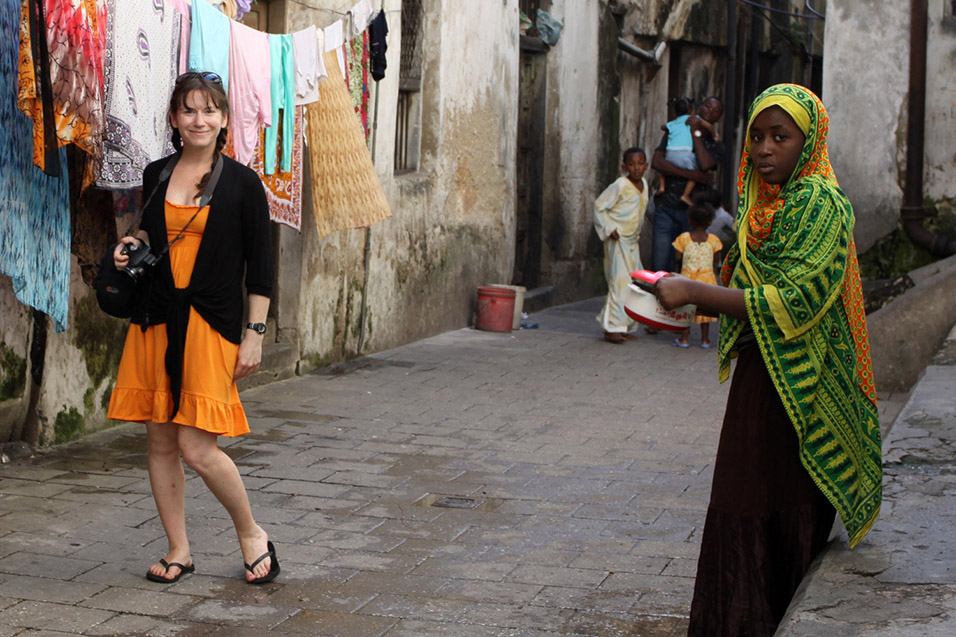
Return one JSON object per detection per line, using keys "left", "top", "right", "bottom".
{"left": 823, "top": 1, "right": 956, "bottom": 254}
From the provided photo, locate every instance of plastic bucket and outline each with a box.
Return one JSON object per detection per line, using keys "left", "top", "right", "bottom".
{"left": 491, "top": 284, "right": 526, "bottom": 329}
{"left": 475, "top": 286, "right": 517, "bottom": 332}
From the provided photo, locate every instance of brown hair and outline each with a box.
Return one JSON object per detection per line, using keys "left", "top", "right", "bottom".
{"left": 169, "top": 73, "right": 230, "bottom": 197}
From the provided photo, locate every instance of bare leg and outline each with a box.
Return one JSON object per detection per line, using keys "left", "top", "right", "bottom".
{"left": 701, "top": 322, "right": 712, "bottom": 346}
{"left": 178, "top": 426, "right": 271, "bottom": 581}
{"left": 145, "top": 421, "right": 192, "bottom": 580}
{"left": 677, "top": 327, "right": 690, "bottom": 345}
{"left": 680, "top": 180, "right": 697, "bottom": 207}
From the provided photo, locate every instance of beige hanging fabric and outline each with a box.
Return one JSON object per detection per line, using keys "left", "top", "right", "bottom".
{"left": 305, "top": 50, "right": 391, "bottom": 238}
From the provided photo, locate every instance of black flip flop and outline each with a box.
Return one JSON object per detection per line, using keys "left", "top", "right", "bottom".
{"left": 245, "top": 540, "right": 280, "bottom": 585}
{"left": 145, "top": 559, "right": 195, "bottom": 583}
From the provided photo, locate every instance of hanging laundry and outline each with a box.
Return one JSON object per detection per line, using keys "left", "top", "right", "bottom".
{"left": 97, "top": 0, "right": 178, "bottom": 189}
{"left": 168, "top": 0, "right": 191, "bottom": 74}
{"left": 234, "top": 0, "right": 253, "bottom": 21}
{"left": 248, "top": 106, "right": 305, "bottom": 231}
{"left": 292, "top": 24, "right": 326, "bottom": 106}
{"left": 208, "top": 0, "right": 238, "bottom": 20}
{"left": 264, "top": 33, "right": 293, "bottom": 175}
{"left": 189, "top": 0, "right": 230, "bottom": 91}
{"left": 228, "top": 19, "right": 271, "bottom": 166}
{"left": 344, "top": 30, "right": 370, "bottom": 143}
{"left": 323, "top": 19, "right": 346, "bottom": 79}
{"left": 347, "top": 0, "right": 373, "bottom": 39}
{"left": 368, "top": 9, "right": 388, "bottom": 82}
{"left": 18, "top": 0, "right": 59, "bottom": 176}
{"left": 305, "top": 50, "right": 390, "bottom": 238}
{"left": 2, "top": 0, "right": 72, "bottom": 332}
{"left": 17, "top": 0, "right": 107, "bottom": 177}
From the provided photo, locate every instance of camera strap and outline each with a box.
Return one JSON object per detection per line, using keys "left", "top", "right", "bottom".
{"left": 157, "top": 154, "right": 224, "bottom": 258}
{"left": 122, "top": 153, "right": 181, "bottom": 238}
{"left": 122, "top": 153, "right": 224, "bottom": 257}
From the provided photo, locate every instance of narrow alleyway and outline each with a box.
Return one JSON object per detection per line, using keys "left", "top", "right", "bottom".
{"left": 0, "top": 297, "right": 904, "bottom": 635}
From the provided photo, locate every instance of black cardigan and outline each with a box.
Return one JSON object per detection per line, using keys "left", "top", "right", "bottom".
{"left": 131, "top": 154, "right": 274, "bottom": 416}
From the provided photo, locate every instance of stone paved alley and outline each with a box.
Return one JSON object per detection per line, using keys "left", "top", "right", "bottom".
{"left": 0, "top": 298, "right": 910, "bottom": 635}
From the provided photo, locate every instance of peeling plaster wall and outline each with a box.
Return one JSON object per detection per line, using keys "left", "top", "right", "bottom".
{"left": 924, "top": 3, "right": 956, "bottom": 209}
{"left": 0, "top": 277, "right": 32, "bottom": 442}
{"left": 822, "top": 1, "right": 956, "bottom": 253}
{"left": 540, "top": 1, "right": 603, "bottom": 300}
{"left": 296, "top": 0, "right": 519, "bottom": 364}
{"left": 36, "top": 259, "right": 123, "bottom": 445}
{"left": 1, "top": 257, "right": 122, "bottom": 445}
{"left": 822, "top": 1, "right": 908, "bottom": 253}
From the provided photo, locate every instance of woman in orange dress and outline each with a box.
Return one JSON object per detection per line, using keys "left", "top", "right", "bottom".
{"left": 108, "top": 72, "right": 278, "bottom": 585}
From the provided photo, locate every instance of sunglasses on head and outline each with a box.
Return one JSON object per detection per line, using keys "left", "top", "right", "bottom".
{"left": 176, "top": 71, "right": 223, "bottom": 85}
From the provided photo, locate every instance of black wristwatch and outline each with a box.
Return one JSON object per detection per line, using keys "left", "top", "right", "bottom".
{"left": 246, "top": 322, "right": 267, "bottom": 335}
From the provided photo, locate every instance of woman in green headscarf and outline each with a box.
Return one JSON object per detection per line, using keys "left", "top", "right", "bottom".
{"left": 656, "top": 84, "right": 882, "bottom": 635}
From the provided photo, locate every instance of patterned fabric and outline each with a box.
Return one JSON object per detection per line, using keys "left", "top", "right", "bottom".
{"left": 247, "top": 106, "right": 304, "bottom": 231}
{"left": 97, "top": 0, "right": 177, "bottom": 188}
{"left": 718, "top": 84, "right": 881, "bottom": 548}
{"left": 344, "top": 30, "right": 370, "bottom": 143}
{"left": 593, "top": 176, "right": 648, "bottom": 333}
{"left": 673, "top": 232, "right": 722, "bottom": 325}
{"left": 673, "top": 232, "right": 722, "bottom": 281}
{"left": 18, "top": 0, "right": 107, "bottom": 176}
{"left": 1, "top": 0, "right": 71, "bottom": 332}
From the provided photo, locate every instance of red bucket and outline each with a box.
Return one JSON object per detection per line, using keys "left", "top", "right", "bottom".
{"left": 475, "top": 286, "right": 516, "bottom": 332}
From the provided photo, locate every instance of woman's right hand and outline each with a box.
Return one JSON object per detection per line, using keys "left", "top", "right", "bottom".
{"left": 113, "top": 236, "right": 139, "bottom": 270}
{"left": 655, "top": 273, "right": 695, "bottom": 310}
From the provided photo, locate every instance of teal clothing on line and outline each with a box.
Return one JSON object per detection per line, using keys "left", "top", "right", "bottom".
{"left": 189, "top": 0, "right": 230, "bottom": 92}
{"left": 0, "top": 0, "right": 71, "bottom": 331}
{"left": 265, "top": 34, "right": 295, "bottom": 175}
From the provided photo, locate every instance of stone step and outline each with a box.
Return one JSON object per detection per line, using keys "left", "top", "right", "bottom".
{"left": 237, "top": 341, "right": 298, "bottom": 391}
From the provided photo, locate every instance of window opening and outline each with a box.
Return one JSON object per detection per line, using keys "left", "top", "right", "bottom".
{"left": 395, "top": 0, "right": 423, "bottom": 172}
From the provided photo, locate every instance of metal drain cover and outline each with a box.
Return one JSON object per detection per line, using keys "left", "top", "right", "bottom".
{"left": 432, "top": 496, "right": 484, "bottom": 509}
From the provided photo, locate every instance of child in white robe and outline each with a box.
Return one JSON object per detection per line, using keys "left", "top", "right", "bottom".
{"left": 593, "top": 147, "right": 649, "bottom": 343}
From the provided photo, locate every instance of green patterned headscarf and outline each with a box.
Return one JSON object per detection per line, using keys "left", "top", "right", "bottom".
{"left": 719, "top": 84, "right": 881, "bottom": 548}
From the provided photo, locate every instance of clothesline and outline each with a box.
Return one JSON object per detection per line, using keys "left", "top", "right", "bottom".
{"left": 286, "top": 0, "right": 401, "bottom": 16}
{"left": 2, "top": 0, "right": 394, "bottom": 331}
{"left": 285, "top": 0, "right": 399, "bottom": 16}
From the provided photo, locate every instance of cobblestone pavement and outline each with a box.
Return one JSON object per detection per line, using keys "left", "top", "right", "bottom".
{"left": 0, "top": 298, "right": 907, "bottom": 636}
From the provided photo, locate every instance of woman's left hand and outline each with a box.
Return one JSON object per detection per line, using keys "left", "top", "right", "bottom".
{"left": 234, "top": 334, "right": 263, "bottom": 379}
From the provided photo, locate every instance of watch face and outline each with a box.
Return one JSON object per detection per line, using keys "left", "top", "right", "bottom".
{"left": 249, "top": 323, "right": 266, "bottom": 334}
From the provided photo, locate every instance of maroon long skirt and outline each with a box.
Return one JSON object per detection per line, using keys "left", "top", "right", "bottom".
{"left": 687, "top": 345, "right": 836, "bottom": 636}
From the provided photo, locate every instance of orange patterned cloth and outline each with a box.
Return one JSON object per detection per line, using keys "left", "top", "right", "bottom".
{"left": 18, "top": 0, "right": 106, "bottom": 176}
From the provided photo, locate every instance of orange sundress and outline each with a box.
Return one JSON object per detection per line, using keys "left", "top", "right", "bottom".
{"left": 107, "top": 201, "right": 249, "bottom": 436}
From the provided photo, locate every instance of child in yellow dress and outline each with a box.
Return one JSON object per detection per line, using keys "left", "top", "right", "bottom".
{"left": 671, "top": 202, "right": 722, "bottom": 347}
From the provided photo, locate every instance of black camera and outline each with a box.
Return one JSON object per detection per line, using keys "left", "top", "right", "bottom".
{"left": 121, "top": 241, "right": 160, "bottom": 280}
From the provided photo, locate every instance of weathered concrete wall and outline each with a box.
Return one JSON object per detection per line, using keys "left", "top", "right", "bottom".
{"left": 0, "top": 278, "right": 32, "bottom": 442}
{"left": 295, "top": 0, "right": 519, "bottom": 365}
{"left": 824, "top": 1, "right": 956, "bottom": 255}
{"left": 924, "top": 3, "right": 956, "bottom": 214}
{"left": 822, "top": 1, "right": 908, "bottom": 253}
{"left": 37, "top": 260, "right": 125, "bottom": 445}
{"left": 1, "top": 257, "right": 123, "bottom": 446}
{"left": 539, "top": 1, "right": 604, "bottom": 303}
{"left": 619, "top": 0, "right": 724, "bottom": 45}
